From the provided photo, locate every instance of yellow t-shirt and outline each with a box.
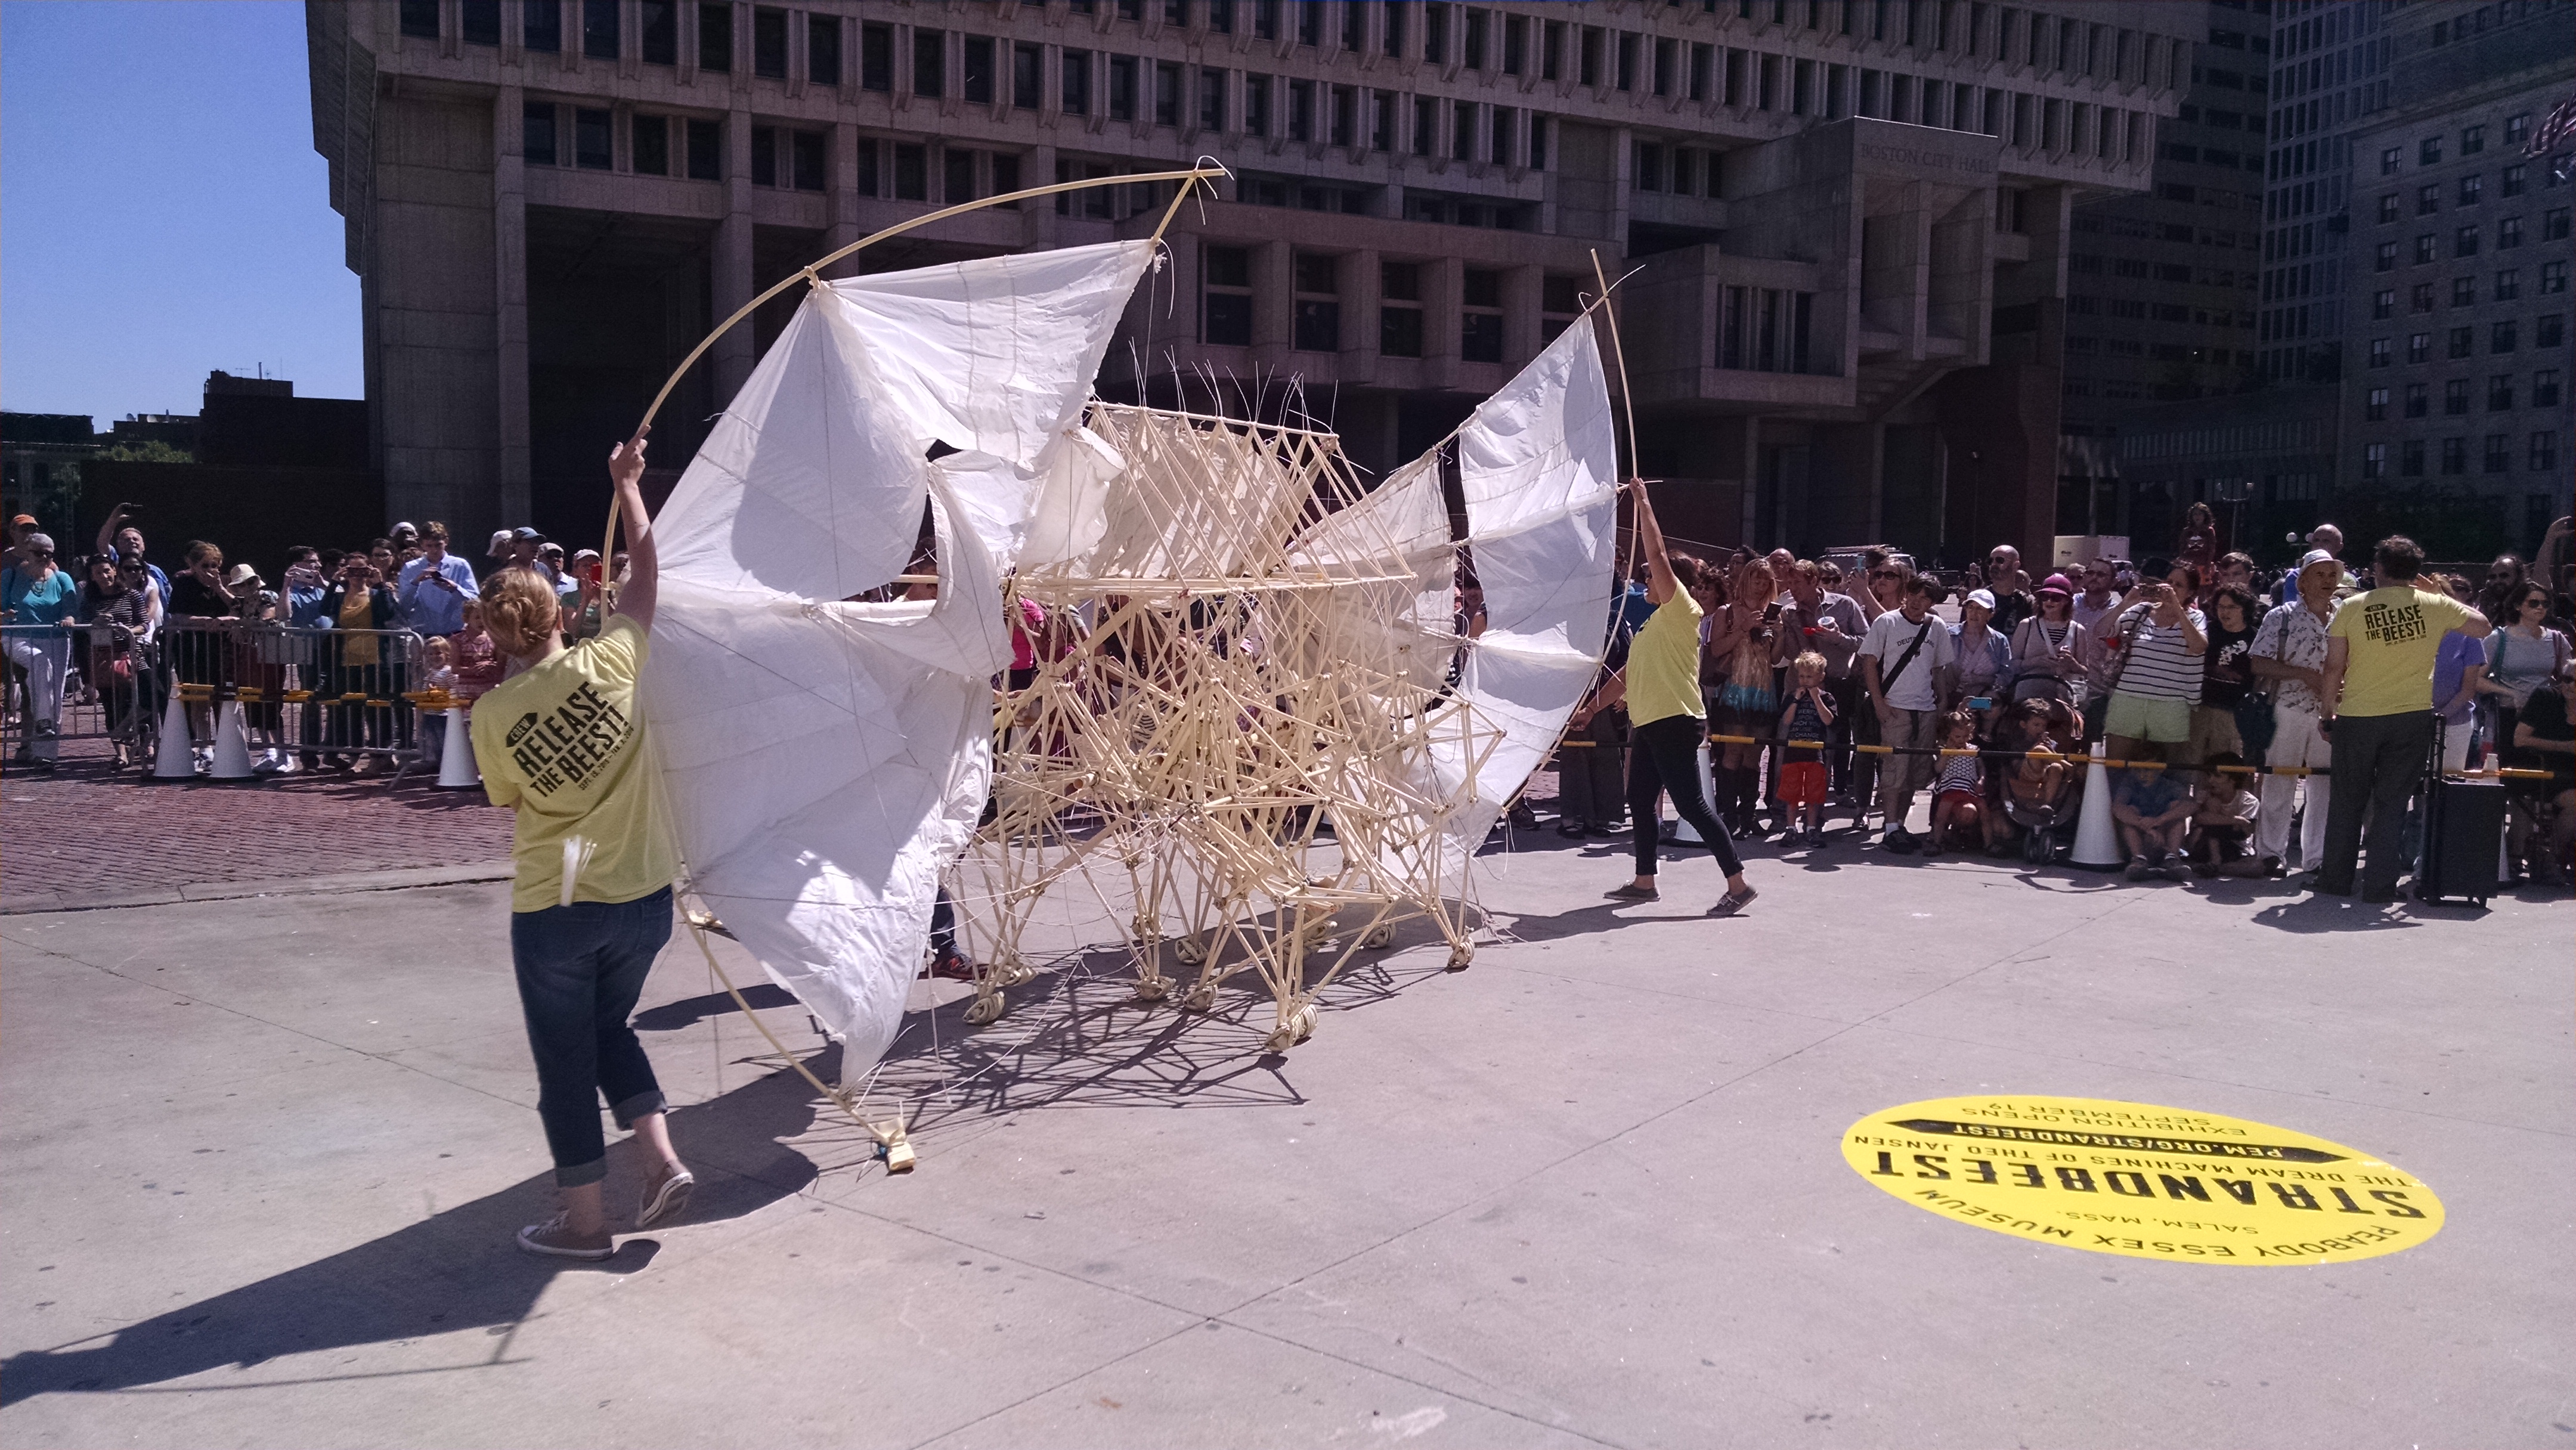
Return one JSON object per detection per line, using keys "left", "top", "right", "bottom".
{"left": 1625, "top": 589, "right": 1707, "bottom": 727}
{"left": 471, "top": 615, "right": 678, "bottom": 913}
{"left": 2327, "top": 585, "right": 2476, "bottom": 718}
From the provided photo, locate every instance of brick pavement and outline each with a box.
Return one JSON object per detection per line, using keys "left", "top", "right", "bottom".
{"left": 0, "top": 738, "right": 513, "bottom": 909}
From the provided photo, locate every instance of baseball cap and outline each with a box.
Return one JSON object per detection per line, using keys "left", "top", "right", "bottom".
{"left": 10, "top": 513, "right": 36, "bottom": 528}
{"left": 1965, "top": 588, "right": 1997, "bottom": 610}
{"left": 487, "top": 529, "right": 514, "bottom": 557}
{"left": 2036, "top": 574, "right": 2073, "bottom": 597}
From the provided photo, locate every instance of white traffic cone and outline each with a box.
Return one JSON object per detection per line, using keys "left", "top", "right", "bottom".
{"left": 435, "top": 707, "right": 480, "bottom": 789}
{"left": 208, "top": 701, "right": 258, "bottom": 780}
{"left": 1673, "top": 742, "right": 1717, "bottom": 844}
{"left": 2070, "top": 740, "right": 2124, "bottom": 870}
{"left": 150, "top": 691, "right": 197, "bottom": 780}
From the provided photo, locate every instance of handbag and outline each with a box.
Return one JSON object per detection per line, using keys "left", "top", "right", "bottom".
{"left": 2006, "top": 619, "right": 2075, "bottom": 702}
{"left": 2234, "top": 689, "right": 2277, "bottom": 763}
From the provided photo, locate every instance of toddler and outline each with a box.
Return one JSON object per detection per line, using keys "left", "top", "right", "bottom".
{"left": 1925, "top": 709, "right": 1988, "bottom": 856}
{"left": 2189, "top": 752, "right": 2264, "bottom": 877}
{"left": 1774, "top": 651, "right": 1835, "bottom": 846}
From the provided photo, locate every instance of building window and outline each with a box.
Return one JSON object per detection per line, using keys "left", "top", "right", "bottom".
{"left": 1158, "top": 63, "right": 1183, "bottom": 126}
{"left": 1412, "top": 94, "right": 1433, "bottom": 154}
{"left": 2456, "top": 225, "right": 2481, "bottom": 258}
{"left": 2420, "top": 135, "right": 2441, "bottom": 166}
{"left": 2462, "top": 123, "right": 2485, "bottom": 156}
{"left": 1616, "top": 32, "right": 1637, "bottom": 91}
{"left": 2401, "top": 439, "right": 2426, "bottom": 476}
{"left": 2362, "top": 442, "right": 2386, "bottom": 479}
{"left": 1464, "top": 8, "right": 1488, "bottom": 70}
{"left": 2494, "top": 320, "right": 2520, "bottom": 353}
{"left": 572, "top": 107, "right": 610, "bottom": 168}
{"left": 963, "top": 37, "right": 995, "bottom": 104}
{"left": 1541, "top": 273, "right": 1581, "bottom": 343}
{"left": 2368, "top": 338, "right": 2392, "bottom": 368}
{"left": 751, "top": 124, "right": 778, "bottom": 184}
{"left": 806, "top": 13, "right": 838, "bottom": 83}
{"left": 913, "top": 28, "right": 944, "bottom": 97}
{"left": 1198, "top": 69, "right": 1224, "bottom": 129}
{"left": 990, "top": 152, "right": 1018, "bottom": 200}
{"left": 2445, "top": 378, "right": 2470, "bottom": 415}
{"left": 2491, "top": 375, "right": 2516, "bottom": 412}
{"left": 2509, "top": 113, "right": 2533, "bottom": 147}
{"left": 2413, "top": 234, "right": 2436, "bottom": 265}
{"left": 2372, "top": 289, "right": 2395, "bottom": 320}
{"left": 642, "top": 0, "right": 677, "bottom": 63}
{"left": 1373, "top": 88, "right": 1395, "bottom": 151}
{"left": 2501, "top": 216, "right": 2525, "bottom": 248}
{"left": 1292, "top": 252, "right": 1340, "bottom": 352}
{"left": 1423, "top": 2, "right": 1447, "bottom": 62}
{"left": 2553, "top": 209, "right": 2575, "bottom": 243}
{"left": 1109, "top": 56, "right": 1137, "bottom": 120}
{"left": 400, "top": 0, "right": 439, "bottom": 39}
{"left": 792, "top": 129, "right": 825, "bottom": 191}
{"left": 700, "top": 2, "right": 734, "bottom": 72}
{"left": 1634, "top": 141, "right": 1664, "bottom": 193}
{"left": 631, "top": 114, "right": 669, "bottom": 175}
{"left": 2404, "top": 382, "right": 2428, "bottom": 418}
{"left": 2376, "top": 193, "right": 2399, "bottom": 224}
{"left": 1014, "top": 43, "right": 1042, "bottom": 109}
{"left": 2536, "top": 370, "right": 2563, "bottom": 408}
{"left": 1209, "top": 0, "right": 1232, "bottom": 35}
{"left": 891, "top": 142, "right": 926, "bottom": 200}
{"left": 2411, "top": 283, "right": 2435, "bottom": 313}
{"left": 1462, "top": 267, "right": 1504, "bottom": 362}
{"left": 2542, "top": 315, "right": 2566, "bottom": 349}
{"left": 578, "top": 0, "right": 617, "bottom": 58}
{"left": 2535, "top": 432, "right": 2560, "bottom": 471}
{"left": 1451, "top": 100, "right": 1472, "bottom": 160}
{"left": 686, "top": 117, "right": 722, "bottom": 179}
{"left": 524, "top": 102, "right": 558, "bottom": 165}
{"left": 860, "top": 23, "right": 892, "bottom": 90}
{"left": 2373, "top": 242, "right": 2397, "bottom": 272}
{"left": 1380, "top": 260, "right": 1424, "bottom": 358}
{"left": 2503, "top": 163, "right": 2528, "bottom": 198}
{"left": 753, "top": 6, "right": 788, "bottom": 78}
{"left": 2459, "top": 173, "right": 2483, "bottom": 207}
{"left": 2366, "top": 387, "right": 2389, "bottom": 421}
{"left": 2441, "top": 437, "right": 2466, "bottom": 475}
{"left": 520, "top": 0, "right": 558, "bottom": 51}
{"left": 1243, "top": 73, "right": 1267, "bottom": 134}
{"left": 2543, "top": 261, "right": 2572, "bottom": 295}
{"left": 2380, "top": 145, "right": 2400, "bottom": 176}
{"left": 1334, "top": 84, "right": 1357, "bottom": 147}
{"left": 1062, "top": 51, "right": 1090, "bottom": 114}
{"left": 943, "top": 147, "right": 975, "bottom": 204}
{"left": 2484, "top": 433, "right": 2511, "bottom": 473}
{"left": 2417, "top": 184, "right": 2440, "bottom": 216}
{"left": 2407, "top": 333, "right": 2430, "bottom": 364}
{"left": 2451, "top": 327, "right": 2475, "bottom": 360}
{"left": 2496, "top": 268, "right": 2522, "bottom": 302}
{"left": 1299, "top": 0, "right": 1321, "bottom": 46}
{"left": 2453, "top": 277, "right": 2477, "bottom": 307}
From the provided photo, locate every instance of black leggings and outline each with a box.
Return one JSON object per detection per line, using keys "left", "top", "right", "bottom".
{"left": 1628, "top": 714, "right": 1744, "bottom": 879}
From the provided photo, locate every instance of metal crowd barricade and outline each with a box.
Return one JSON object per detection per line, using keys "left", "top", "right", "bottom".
{"left": 156, "top": 617, "right": 432, "bottom": 782}
{"left": 3, "top": 621, "right": 155, "bottom": 770}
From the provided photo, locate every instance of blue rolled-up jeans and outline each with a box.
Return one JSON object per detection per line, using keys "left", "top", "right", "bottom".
{"left": 510, "top": 887, "right": 674, "bottom": 1186}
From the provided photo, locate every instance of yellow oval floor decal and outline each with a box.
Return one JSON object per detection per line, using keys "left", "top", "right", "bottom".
{"left": 1843, "top": 1095, "right": 2443, "bottom": 1265}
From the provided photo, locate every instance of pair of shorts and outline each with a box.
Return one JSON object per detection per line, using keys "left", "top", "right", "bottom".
{"left": 1935, "top": 788, "right": 1982, "bottom": 812}
{"left": 2103, "top": 690, "right": 2192, "bottom": 744}
{"left": 1778, "top": 761, "right": 1828, "bottom": 807}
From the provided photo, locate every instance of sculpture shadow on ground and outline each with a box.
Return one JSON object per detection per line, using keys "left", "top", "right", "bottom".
{"left": 0, "top": 1055, "right": 826, "bottom": 1406}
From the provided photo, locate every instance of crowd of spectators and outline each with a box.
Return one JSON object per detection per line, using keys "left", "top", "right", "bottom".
{"left": 0, "top": 504, "right": 615, "bottom": 776}
{"left": 1553, "top": 515, "right": 2576, "bottom": 896}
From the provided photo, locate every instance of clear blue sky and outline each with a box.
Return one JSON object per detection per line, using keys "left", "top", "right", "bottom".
{"left": 2, "top": 1, "right": 361, "bottom": 427}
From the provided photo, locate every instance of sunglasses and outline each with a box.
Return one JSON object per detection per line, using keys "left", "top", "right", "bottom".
{"left": 1870, "top": 569, "right": 1902, "bottom": 580}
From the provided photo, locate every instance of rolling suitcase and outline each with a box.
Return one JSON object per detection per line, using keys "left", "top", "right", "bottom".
{"left": 2417, "top": 721, "right": 2507, "bottom": 907}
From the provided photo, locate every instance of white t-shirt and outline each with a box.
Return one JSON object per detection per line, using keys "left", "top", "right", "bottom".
{"left": 1859, "top": 609, "right": 1958, "bottom": 711}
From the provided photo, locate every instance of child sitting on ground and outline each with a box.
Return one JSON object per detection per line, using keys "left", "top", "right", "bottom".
{"left": 1925, "top": 709, "right": 1990, "bottom": 856}
{"left": 2112, "top": 761, "right": 2194, "bottom": 881}
{"left": 2188, "top": 752, "right": 2264, "bottom": 877}
{"left": 417, "top": 635, "right": 459, "bottom": 769}
{"left": 1773, "top": 650, "right": 1835, "bottom": 847}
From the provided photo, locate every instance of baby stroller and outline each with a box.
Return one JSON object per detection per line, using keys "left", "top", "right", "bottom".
{"left": 2006, "top": 796, "right": 2070, "bottom": 865}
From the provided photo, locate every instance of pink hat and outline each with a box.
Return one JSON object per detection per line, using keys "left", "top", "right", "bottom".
{"left": 2037, "top": 574, "right": 2074, "bottom": 597}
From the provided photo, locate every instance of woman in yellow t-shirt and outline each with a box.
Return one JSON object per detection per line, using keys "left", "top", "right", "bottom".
{"left": 1568, "top": 480, "right": 1757, "bottom": 917}
{"left": 470, "top": 428, "right": 692, "bottom": 1260}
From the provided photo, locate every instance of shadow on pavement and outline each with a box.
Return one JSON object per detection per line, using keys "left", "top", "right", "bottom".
{"left": 0, "top": 1054, "right": 828, "bottom": 1406}
{"left": 2249, "top": 894, "right": 2426, "bottom": 934}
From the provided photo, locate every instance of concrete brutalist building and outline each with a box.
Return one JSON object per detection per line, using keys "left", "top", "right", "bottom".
{"left": 307, "top": 0, "right": 2193, "bottom": 562}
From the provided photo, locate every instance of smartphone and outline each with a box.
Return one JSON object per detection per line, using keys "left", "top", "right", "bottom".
{"left": 1763, "top": 602, "right": 1782, "bottom": 622}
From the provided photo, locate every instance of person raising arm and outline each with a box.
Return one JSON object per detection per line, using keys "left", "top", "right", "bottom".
{"left": 469, "top": 427, "right": 690, "bottom": 1260}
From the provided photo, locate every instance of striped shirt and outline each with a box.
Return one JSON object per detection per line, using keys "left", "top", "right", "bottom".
{"left": 2110, "top": 603, "right": 2207, "bottom": 704}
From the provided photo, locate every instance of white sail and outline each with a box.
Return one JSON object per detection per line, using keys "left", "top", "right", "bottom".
{"left": 641, "top": 240, "right": 1154, "bottom": 1076}
{"left": 1383, "top": 321, "right": 1621, "bottom": 881}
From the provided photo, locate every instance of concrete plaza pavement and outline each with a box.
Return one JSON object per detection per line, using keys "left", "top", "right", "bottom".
{"left": 1, "top": 832, "right": 2569, "bottom": 1448}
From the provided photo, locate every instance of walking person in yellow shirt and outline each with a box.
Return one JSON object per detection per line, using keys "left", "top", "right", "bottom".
{"left": 471, "top": 427, "right": 693, "bottom": 1259}
{"left": 2313, "top": 535, "right": 2491, "bottom": 901}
